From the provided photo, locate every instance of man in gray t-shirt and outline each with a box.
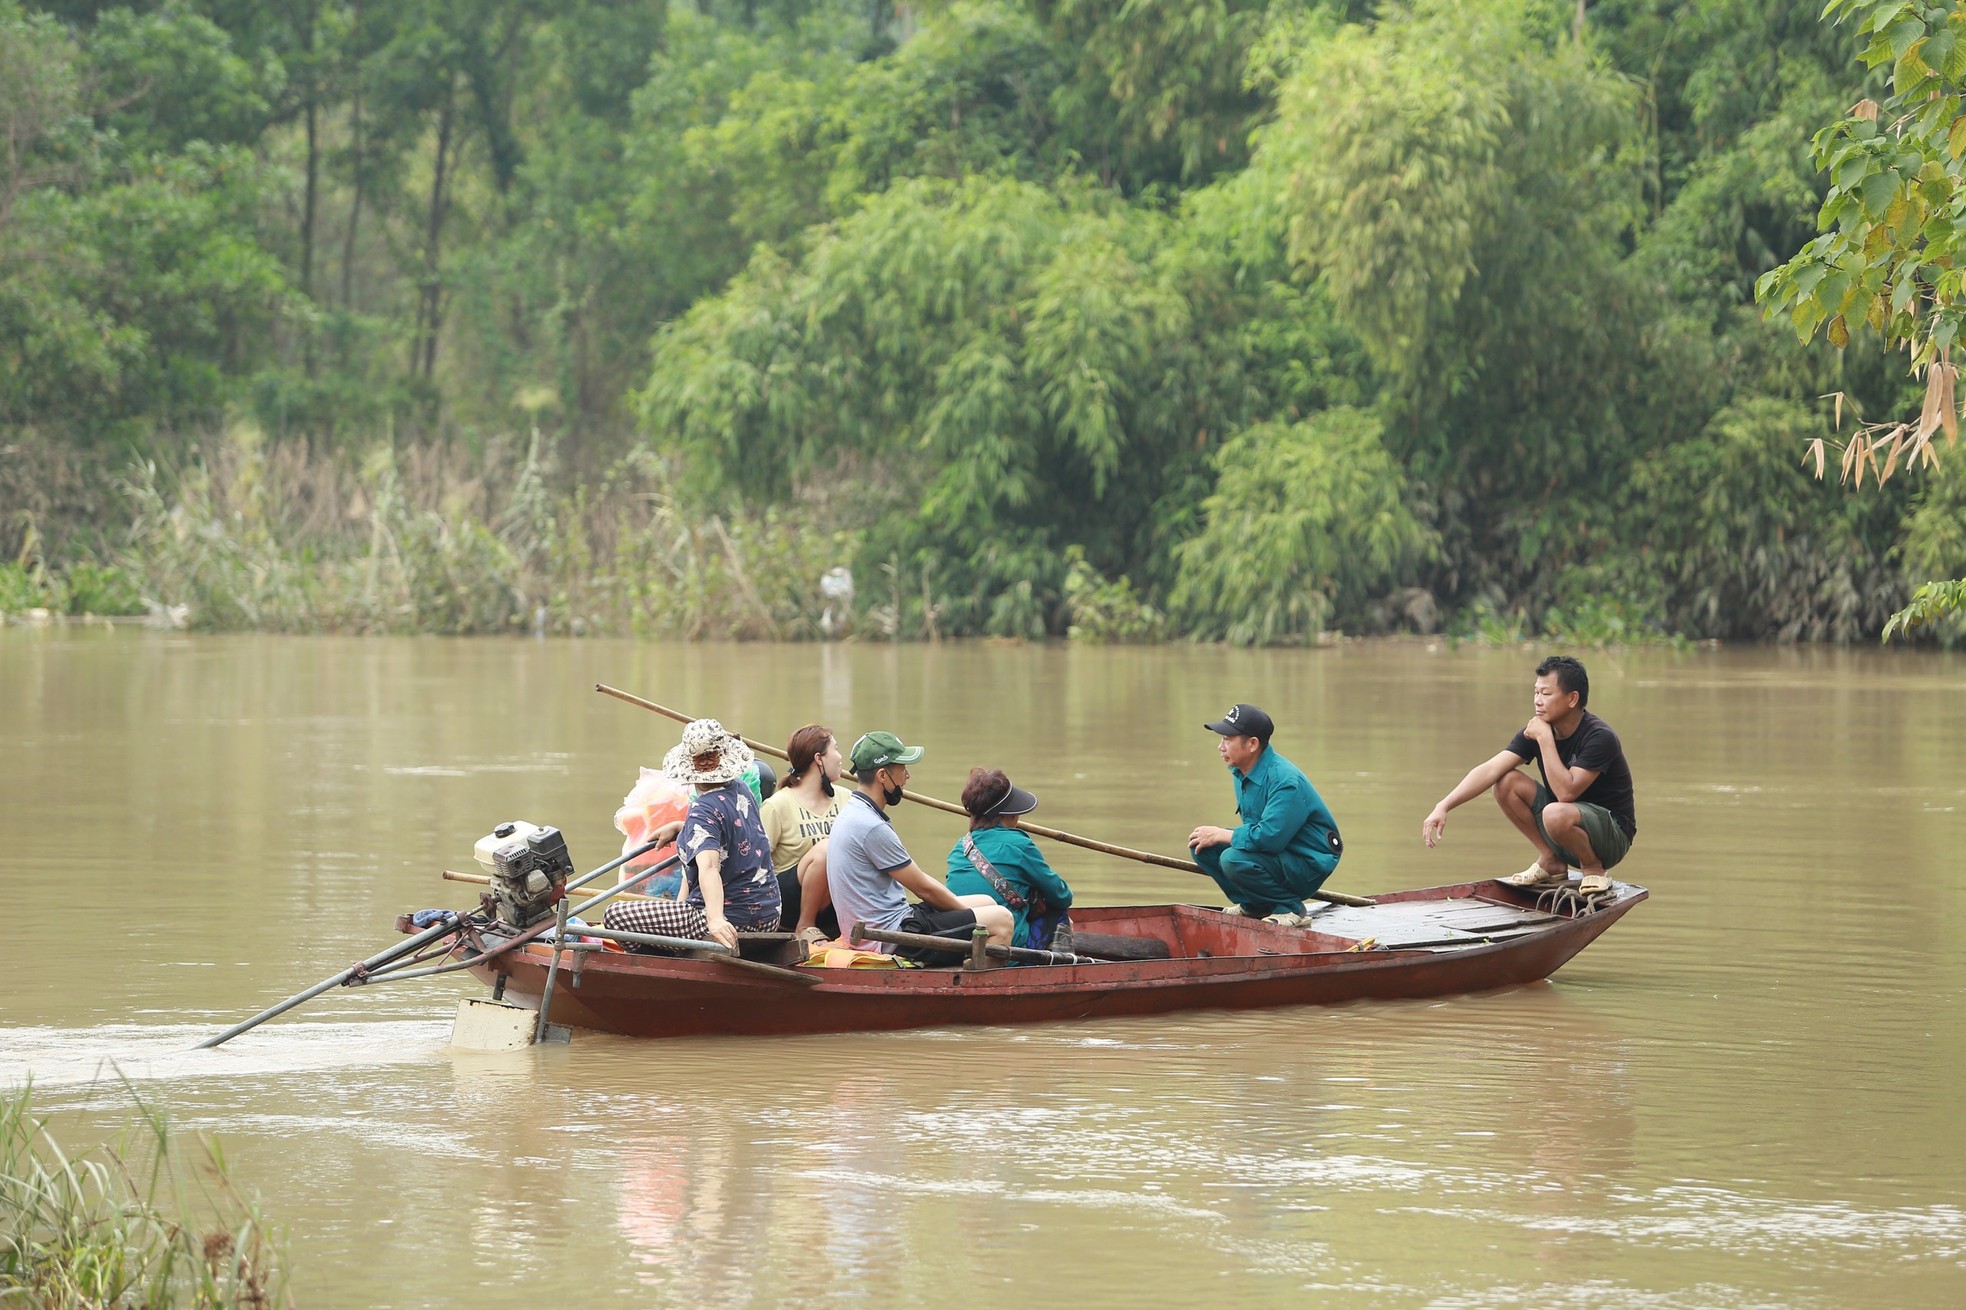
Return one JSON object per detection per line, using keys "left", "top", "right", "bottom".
{"left": 826, "top": 730, "right": 1012, "bottom": 961}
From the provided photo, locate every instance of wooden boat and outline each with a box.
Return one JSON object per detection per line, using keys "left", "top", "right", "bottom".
{"left": 454, "top": 875, "right": 1646, "bottom": 1039}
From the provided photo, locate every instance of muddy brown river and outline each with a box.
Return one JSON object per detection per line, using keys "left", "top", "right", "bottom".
{"left": 3, "top": 630, "right": 1962, "bottom": 1306}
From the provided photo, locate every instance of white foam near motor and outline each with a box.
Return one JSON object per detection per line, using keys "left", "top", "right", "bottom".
{"left": 450, "top": 998, "right": 568, "bottom": 1050}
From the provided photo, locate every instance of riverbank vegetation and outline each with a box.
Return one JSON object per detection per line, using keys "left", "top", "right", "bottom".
{"left": 1, "top": 1087, "right": 289, "bottom": 1308}
{"left": 2, "top": 0, "right": 1960, "bottom": 643}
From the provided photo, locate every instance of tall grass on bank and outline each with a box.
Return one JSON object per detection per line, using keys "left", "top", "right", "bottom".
{"left": 15, "top": 427, "right": 1707, "bottom": 646}
{"left": 114, "top": 430, "right": 850, "bottom": 638}
{"left": 1, "top": 1087, "right": 289, "bottom": 1308}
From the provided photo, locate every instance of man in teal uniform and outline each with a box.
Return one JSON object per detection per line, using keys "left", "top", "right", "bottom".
{"left": 1187, "top": 704, "right": 1343, "bottom": 927}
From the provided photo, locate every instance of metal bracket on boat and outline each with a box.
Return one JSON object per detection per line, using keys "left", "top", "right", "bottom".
{"left": 459, "top": 920, "right": 492, "bottom": 957}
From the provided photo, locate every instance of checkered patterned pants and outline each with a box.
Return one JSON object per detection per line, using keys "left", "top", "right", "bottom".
{"left": 601, "top": 898, "right": 779, "bottom": 955}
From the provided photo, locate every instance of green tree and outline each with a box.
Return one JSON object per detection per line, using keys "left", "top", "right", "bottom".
{"left": 1756, "top": 0, "right": 1966, "bottom": 635}
{"left": 86, "top": 3, "right": 275, "bottom": 155}
{"left": 639, "top": 172, "right": 1306, "bottom": 633}
{"left": 1170, "top": 407, "right": 1434, "bottom": 643}
{"left": 1024, "top": 0, "right": 1270, "bottom": 191}
{"left": 1257, "top": 0, "right": 1664, "bottom": 606}
{"left": 1, "top": 3, "right": 291, "bottom": 439}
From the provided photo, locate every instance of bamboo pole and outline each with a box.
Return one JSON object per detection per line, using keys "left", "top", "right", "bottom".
{"left": 593, "top": 683, "right": 1374, "bottom": 907}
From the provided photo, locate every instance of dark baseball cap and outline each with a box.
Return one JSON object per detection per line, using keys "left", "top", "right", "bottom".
{"left": 1204, "top": 703, "right": 1274, "bottom": 741}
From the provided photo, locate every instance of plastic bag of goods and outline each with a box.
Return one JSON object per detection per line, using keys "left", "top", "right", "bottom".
{"left": 615, "top": 768, "right": 687, "bottom": 897}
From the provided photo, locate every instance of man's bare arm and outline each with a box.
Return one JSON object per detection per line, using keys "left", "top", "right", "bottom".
{"left": 889, "top": 860, "right": 964, "bottom": 910}
{"left": 1423, "top": 750, "right": 1525, "bottom": 846}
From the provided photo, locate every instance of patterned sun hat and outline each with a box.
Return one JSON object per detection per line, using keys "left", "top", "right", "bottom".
{"left": 662, "top": 718, "right": 754, "bottom": 785}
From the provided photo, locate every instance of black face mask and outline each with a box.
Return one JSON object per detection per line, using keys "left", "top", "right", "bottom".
{"left": 881, "top": 773, "right": 905, "bottom": 806}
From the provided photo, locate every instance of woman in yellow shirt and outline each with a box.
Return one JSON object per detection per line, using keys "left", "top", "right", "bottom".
{"left": 761, "top": 724, "right": 844, "bottom": 939}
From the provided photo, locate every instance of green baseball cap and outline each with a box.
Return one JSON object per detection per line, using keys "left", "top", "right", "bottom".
{"left": 850, "top": 730, "right": 924, "bottom": 771}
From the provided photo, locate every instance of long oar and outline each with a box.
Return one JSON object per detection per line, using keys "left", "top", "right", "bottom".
{"left": 195, "top": 838, "right": 667, "bottom": 1050}
{"left": 594, "top": 683, "right": 1373, "bottom": 907}
{"left": 194, "top": 915, "right": 467, "bottom": 1050}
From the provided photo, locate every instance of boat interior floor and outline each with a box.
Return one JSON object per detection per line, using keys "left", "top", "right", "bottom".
{"left": 707, "top": 894, "right": 1583, "bottom": 969}
{"left": 1296, "top": 897, "right": 1562, "bottom": 950}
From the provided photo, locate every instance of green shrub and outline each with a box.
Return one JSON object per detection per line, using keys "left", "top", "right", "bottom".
{"left": 1445, "top": 598, "right": 1529, "bottom": 646}
{"left": 62, "top": 561, "right": 146, "bottom": 616}
{"left": 1885, "top": 579, "right": 1966, "bottom": 641}
{"left": 1621, "top": 397, "right": 1907, "bottom": 642}
{"left": 0, "top": 561, "right": 60, "bottom": 614}
{"left": 1171, "top": 408, "right": 1434, "bottom": 644}
{"left": 1539, "top": 594, "right": 1684, "bottom": 649}
{"left": 1893, "top": 460, "right": 1966, "bottom": 644}
{"left": 1064, "top": 546, "right": 1166, "bottom": 643}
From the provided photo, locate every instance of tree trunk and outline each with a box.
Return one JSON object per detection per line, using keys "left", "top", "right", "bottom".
{"left": 340, "top": 0, "right": 364, "bottom": 309}
{"left": 303, "top": 101, "right": 318, "bottom": 297}
{"left": 415, "top": 87, "right": 455, "bottom": 382}
{"left": 300, "top": 3, "right": 319, "bottom": 299}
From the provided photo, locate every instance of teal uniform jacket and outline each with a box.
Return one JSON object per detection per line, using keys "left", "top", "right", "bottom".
{"left": 945, "top": 826, "right": 1074, "bottom": 949}
{"left": 1228, "top": 746, "right": 1342, "bottom": 881}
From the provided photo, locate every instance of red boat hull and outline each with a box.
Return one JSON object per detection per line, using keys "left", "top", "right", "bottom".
{"left": 466, "top": 878, "right": 1645, "bottom": 1039}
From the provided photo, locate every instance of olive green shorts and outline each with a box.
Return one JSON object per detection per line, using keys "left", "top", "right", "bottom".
{"left": 1533, "top": 784, "right": 1631, "bottom": 870}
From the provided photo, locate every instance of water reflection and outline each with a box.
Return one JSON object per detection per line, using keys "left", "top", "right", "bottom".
{"left": 515, "top": 994, "right": 1646, "bottom": 1302}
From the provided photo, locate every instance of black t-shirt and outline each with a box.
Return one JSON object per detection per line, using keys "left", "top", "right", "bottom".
{"left": 1507, "top": 711, "right": 1636, "bottom": 837}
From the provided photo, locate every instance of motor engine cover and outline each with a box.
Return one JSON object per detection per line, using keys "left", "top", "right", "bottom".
{"left": 480, "top": 821, "right": 574, "bottom": 928}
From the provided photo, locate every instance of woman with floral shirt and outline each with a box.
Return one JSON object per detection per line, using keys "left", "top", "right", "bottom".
{"left": 603, "top": 718, "right": 781, "bottom": 952}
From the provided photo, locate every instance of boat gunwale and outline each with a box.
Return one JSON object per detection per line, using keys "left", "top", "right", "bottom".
{"left": 463, "top": 878, "right": 1648, "bottom": 998}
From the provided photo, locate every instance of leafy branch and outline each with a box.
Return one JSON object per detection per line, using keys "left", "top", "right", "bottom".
{"left": 1757, "top": 0, "right": 1966, "bottom": 636}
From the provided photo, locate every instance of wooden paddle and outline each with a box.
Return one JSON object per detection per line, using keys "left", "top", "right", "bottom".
{"left": 594, "top": 683, "right": 1374, "bottom": 908}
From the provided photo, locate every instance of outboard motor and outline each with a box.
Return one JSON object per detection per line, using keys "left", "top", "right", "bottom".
{"left": 472, "top": 821, "right": 575, "bottom": 928}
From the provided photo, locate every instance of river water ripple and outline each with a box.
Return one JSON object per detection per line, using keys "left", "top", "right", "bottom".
{"left": 2, "top": 632, "right": 1961, "bottom": 1306}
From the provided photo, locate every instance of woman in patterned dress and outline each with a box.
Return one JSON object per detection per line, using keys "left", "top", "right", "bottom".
{"left": 603, "top": 718, "right": 782, "bottom": 952}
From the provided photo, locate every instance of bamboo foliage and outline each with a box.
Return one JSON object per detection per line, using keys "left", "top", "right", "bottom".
{"left": 1170, "top": 408, "right": 1435, "bottom": 644}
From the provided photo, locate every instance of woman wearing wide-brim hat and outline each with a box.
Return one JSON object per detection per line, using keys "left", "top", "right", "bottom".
{"left": 603, "top": 718, "right": 782, "bottom": 952}
{"left": 943, "top": 767, "right": 1075, "bottom": 951}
